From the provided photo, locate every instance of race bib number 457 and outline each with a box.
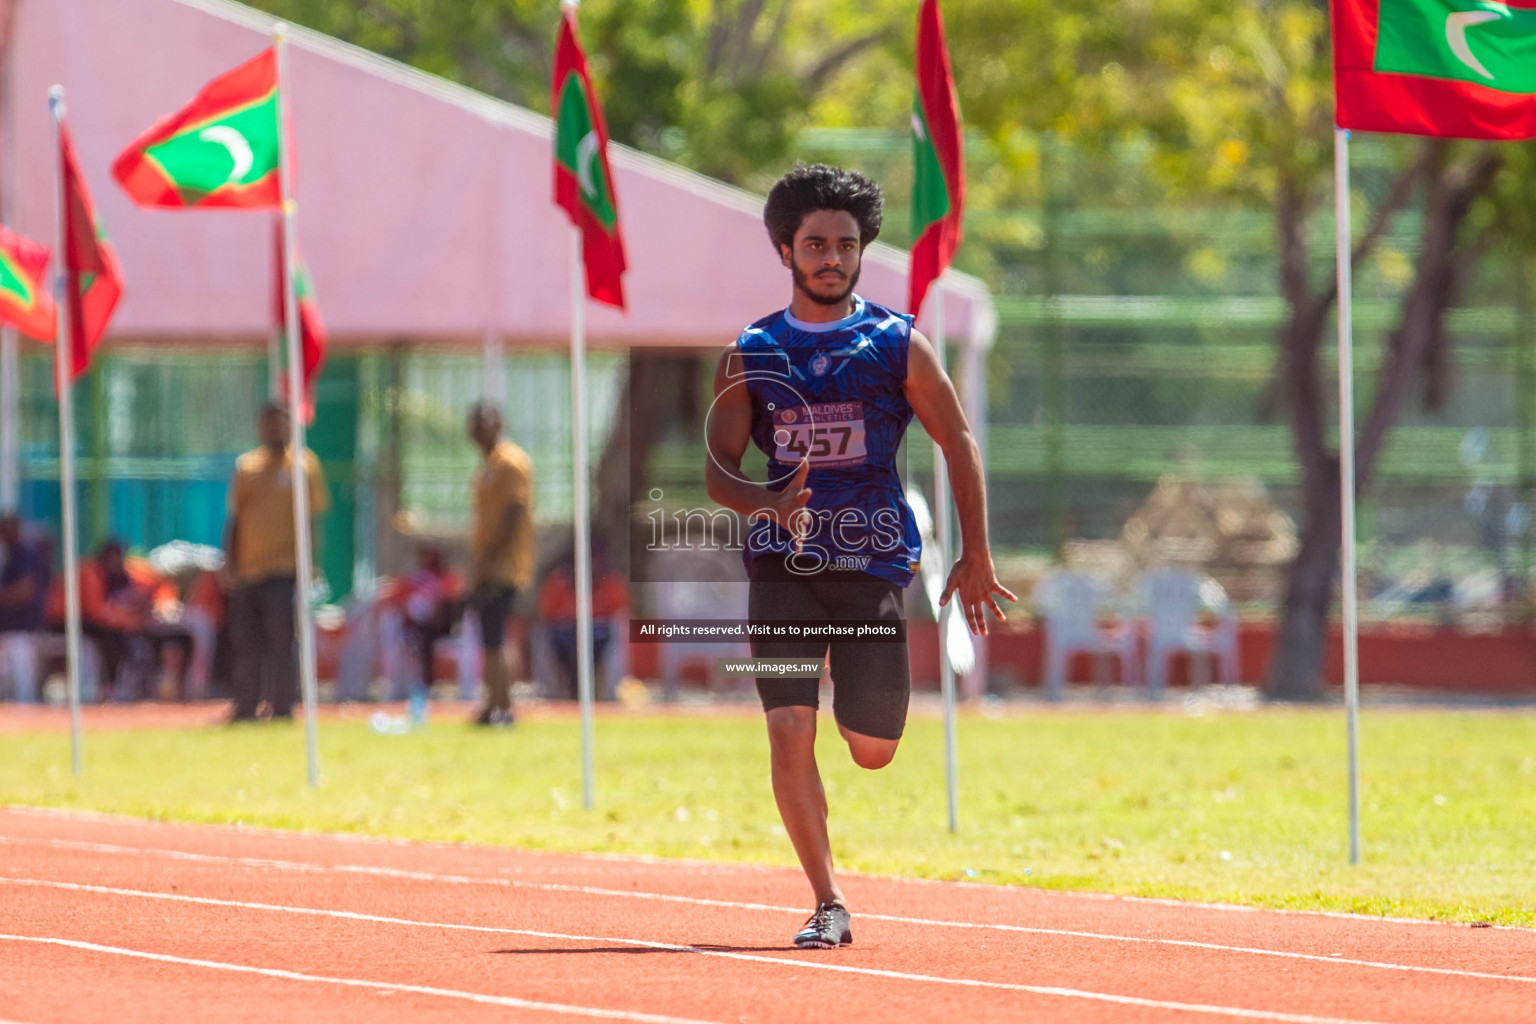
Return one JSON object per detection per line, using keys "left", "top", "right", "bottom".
{"left": 773, "top": 401, "right": 868, "bottom": 468}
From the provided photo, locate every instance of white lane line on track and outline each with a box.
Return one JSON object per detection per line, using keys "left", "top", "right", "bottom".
{"left": 0, "top": 879, "right": 1406, "bottom": 1024}
{"left": 8, "top": 803, "right": 1516, "bottom": 933}
{"left": 0, "top": 933, "right": 721, "bottom": 1024}
{"left": 5, "top": 836, "right": 1534, "bottom": 987}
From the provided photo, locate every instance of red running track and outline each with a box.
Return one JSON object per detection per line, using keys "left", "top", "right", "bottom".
{"left": 0, "top": 806, "right": 1532, "bottom": 1023}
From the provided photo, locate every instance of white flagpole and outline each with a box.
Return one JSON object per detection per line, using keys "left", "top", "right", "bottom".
{"left": 957, "top": 311, "right": 988, "bottom": 700}
{"left": 275, "top": 25, "right": 321, "bottom": 787}
{"left": 570, "top": 225, "right": 596, "bottom": 811}
{"left": 268, "top": 330, "right": 282, "bottom": 399}
{"left": 1335, "top": 127, "right": 1361, "bottom": 865}
{"left": 268, "top": 215, "right": 282, "bottom": 400}
{"left": 0, "top": 68, "right": 16, "bottom": 511}
{"left": 0, "top": 328, "right": 14, "bottom": 509}
{"left": 48, "top": 86, "right": 83, "bottom": 776}
{"left": 932, "top": 281, "right": 959, "bottom": 834}
{"left": 564, "top": 0, "right": 597, "bottom": 814}
{"left": 482, "top": 330, "right": 506, "bottom": 406}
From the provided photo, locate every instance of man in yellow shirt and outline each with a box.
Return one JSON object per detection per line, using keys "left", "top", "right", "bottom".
{"left": 466, "top": 402, "right": 534, "bottom": 725}
{"left": 223, "top": 402, "right": 330, "bottom": 722}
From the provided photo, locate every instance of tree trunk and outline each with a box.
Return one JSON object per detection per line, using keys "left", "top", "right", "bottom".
{"left": 1266, "top": 465, "right": 1340, "bottom": 700}
{"left": 594, "top": 356, "right": 655, "bottom": 576}
{"left": 1264, "top": 174, "right": 1337, "bottom": 701}
{"left": 1262, "top": 141, "right": 1501, "bottom": 700}
{"left": 592, "top": 352, "right": 701, "bottom": 579}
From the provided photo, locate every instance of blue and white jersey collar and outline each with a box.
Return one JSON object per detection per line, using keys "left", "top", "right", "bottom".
{"left": 783, "top": 295, "right": 866, "bottom": 334}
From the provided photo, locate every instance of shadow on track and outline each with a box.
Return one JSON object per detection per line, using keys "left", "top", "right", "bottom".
{"left": 492, "top": 945, "right": 795, "bottom": 955}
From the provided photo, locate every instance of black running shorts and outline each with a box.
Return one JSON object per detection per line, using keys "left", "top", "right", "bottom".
{"left": 472, "top": 584, "right": 517, "bottom": 652}
{"left": 747, "top": 554, "right": 910, "bottom": 741}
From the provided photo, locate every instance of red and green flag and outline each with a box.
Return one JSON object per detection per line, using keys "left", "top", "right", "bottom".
{"left": 1334, "top": 0, "right": 1536, "bottom": 139}
{"left": 552, "top": 8, "right": 627, "bottom": 310}
{"left": 61, "top": 123, "right": 124, "bottom": 381}
{"left": 0, "top": 226, "right": 56, "bottom": 342}
{"left": 112, "top": 48, "right": 283, "bottom": 208}
{"left": 273, "top": 220, "right": 327, "bottom": 423}
{"left": 908, "top": 0, "right": 965, "bottom": 319}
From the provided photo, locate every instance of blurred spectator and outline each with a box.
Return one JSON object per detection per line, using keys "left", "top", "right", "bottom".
{"left": 536, "top": 541, "right": 628, "bottom": 701}
{"left": 0, "top": 513, "right": 49, "bottom": 635}
{"left": 379, "top": 543, "right": 464, "bottom": 695}
{"left": 465, "top": 402, "right": 533, "bottom": 726}
{"left": 145, "top": 541, "right": 229, "bottom": 701}
{"left": 124, "top": 551, "right": 194, "bottom": 699}
{"left": 224, "top": 402, "right": 330, "bottom": 722}
{"left": 0, "top": 514, "right": 51, "bottom": 702}
{"left": 335, "top": 543, "right": 474, "bottom": 704}
{"left": 45, "top": 538, "right": 191, "bottom": 700}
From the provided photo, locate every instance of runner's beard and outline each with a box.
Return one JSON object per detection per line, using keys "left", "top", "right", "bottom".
{"left": 793, "top": 263, "right": 860, "bottom": 307}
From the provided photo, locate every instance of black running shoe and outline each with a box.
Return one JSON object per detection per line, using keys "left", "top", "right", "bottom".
{"left": 472, "top": 706, "right": 515, "bottom": 727}
{"left": 793, "top": 902, "right": 852, "bottom": 949}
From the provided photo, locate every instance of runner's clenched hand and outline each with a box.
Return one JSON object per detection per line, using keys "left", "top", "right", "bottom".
{"left": 750, "top": 458, "right": 814, "bottom": 554}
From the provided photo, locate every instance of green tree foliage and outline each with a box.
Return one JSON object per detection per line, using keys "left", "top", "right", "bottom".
{"left": 247, "top": 0, "right": 899, "bottom": 183}
{"left": 249, "top": 0, "right": 1536, "bottom": 692}
{"left": 926, "top": 0, "right": 1528, "bottom": 697}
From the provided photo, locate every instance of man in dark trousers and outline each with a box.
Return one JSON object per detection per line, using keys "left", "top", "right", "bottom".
{"left": 466, "top": 402, "right": 534, "bottom": 725}
{"left": 0, "top": 514, "right": 50, "bottom": 701}
{"left": 0, "top": 514, "right": 48, "bottom": 638}
{"left": 223, "top": 402, "right": 329, "bottom": 722}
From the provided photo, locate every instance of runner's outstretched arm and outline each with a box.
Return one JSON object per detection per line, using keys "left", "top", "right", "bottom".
{"left": 904, "top": 330, "right": 1018, "bottom": 635}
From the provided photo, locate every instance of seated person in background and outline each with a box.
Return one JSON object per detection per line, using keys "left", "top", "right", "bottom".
{"left": 0, "top": 515, "right": 51, "bottom": 702}
{"left": 0, "top": 514, "right": 49, "bottom": 636}
{"left": 378, "top": 543, "right": 464, "bottom": 695}
{"left": 536, "top": 540, "right": 628, "bottom": 701}
{"left": 48, "top": 539, "right": 144, "bottom": 698}
{"left": 123, "top": 552, "right": 195, "bottom": 699}
{"left": 47, "top": 539, "right": 190, "bottom": 700}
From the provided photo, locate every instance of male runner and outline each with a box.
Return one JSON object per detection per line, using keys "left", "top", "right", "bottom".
{"left": 705, "top": 164, "right": 1015, "bottom": 948}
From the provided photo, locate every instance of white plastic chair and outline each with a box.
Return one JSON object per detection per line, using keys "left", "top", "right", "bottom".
{"left": 0, "top": 634, "right": 40, "bottom": 703}
{"left": 456, "top": 612, "right": 481, "bottom": 701}
{"left": 1034, "top": 570, "right": 1138, "bottom": 699}
{"left": 1, "top": 633, "right": 102, "bottom": 703}
{"left": 1134, "top": 568, "right": 1239, "bottom": 697}
{"left": 530, "top": 615, "right": 627, "bottom": 701}
{"left": 382, "top": 605, "right": 484, "bottom": 702}
{"left": 378, "top": 607, "right": 412, "bottom": 700}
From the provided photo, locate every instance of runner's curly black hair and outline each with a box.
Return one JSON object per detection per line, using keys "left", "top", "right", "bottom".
{"left": 763, "top": 164, "right": 883, "bottom": 253}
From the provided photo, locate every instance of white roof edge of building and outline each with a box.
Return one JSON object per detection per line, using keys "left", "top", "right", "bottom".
{"left": 171, "top": 0, "right": 996, "bottom": 350}
{"left": 168, "top": 0, "right": 552, "bottom": 135}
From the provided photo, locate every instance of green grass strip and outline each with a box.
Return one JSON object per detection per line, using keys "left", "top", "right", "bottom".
{"left": 2, "top": 707, "right": 1533, "bottom": 925}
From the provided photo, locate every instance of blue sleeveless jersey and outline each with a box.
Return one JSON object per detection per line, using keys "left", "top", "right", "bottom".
{"left": 735, "top": 295, "right": 921, "bottom": 587}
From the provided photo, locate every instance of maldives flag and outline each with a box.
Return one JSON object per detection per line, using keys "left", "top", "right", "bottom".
{"left": 908, "top": 0, "right": 965, "bottom": 320}
{"left": 113, "top": 48, "right": 282, "bottom": 208}
{"left": 61, "top": 124, "right": 124, "bottom": 381}
{"left": 0, "top": 226, "right": 56, "bottom": 342}
{"left": 552, "top": 8, "right": 627, "bottom": 309}
{"left": 274, "top": 220, "right": 327, "bottom": 423}
{"left": 1334, "top": 0, "right": 1536, "bottom": 139}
